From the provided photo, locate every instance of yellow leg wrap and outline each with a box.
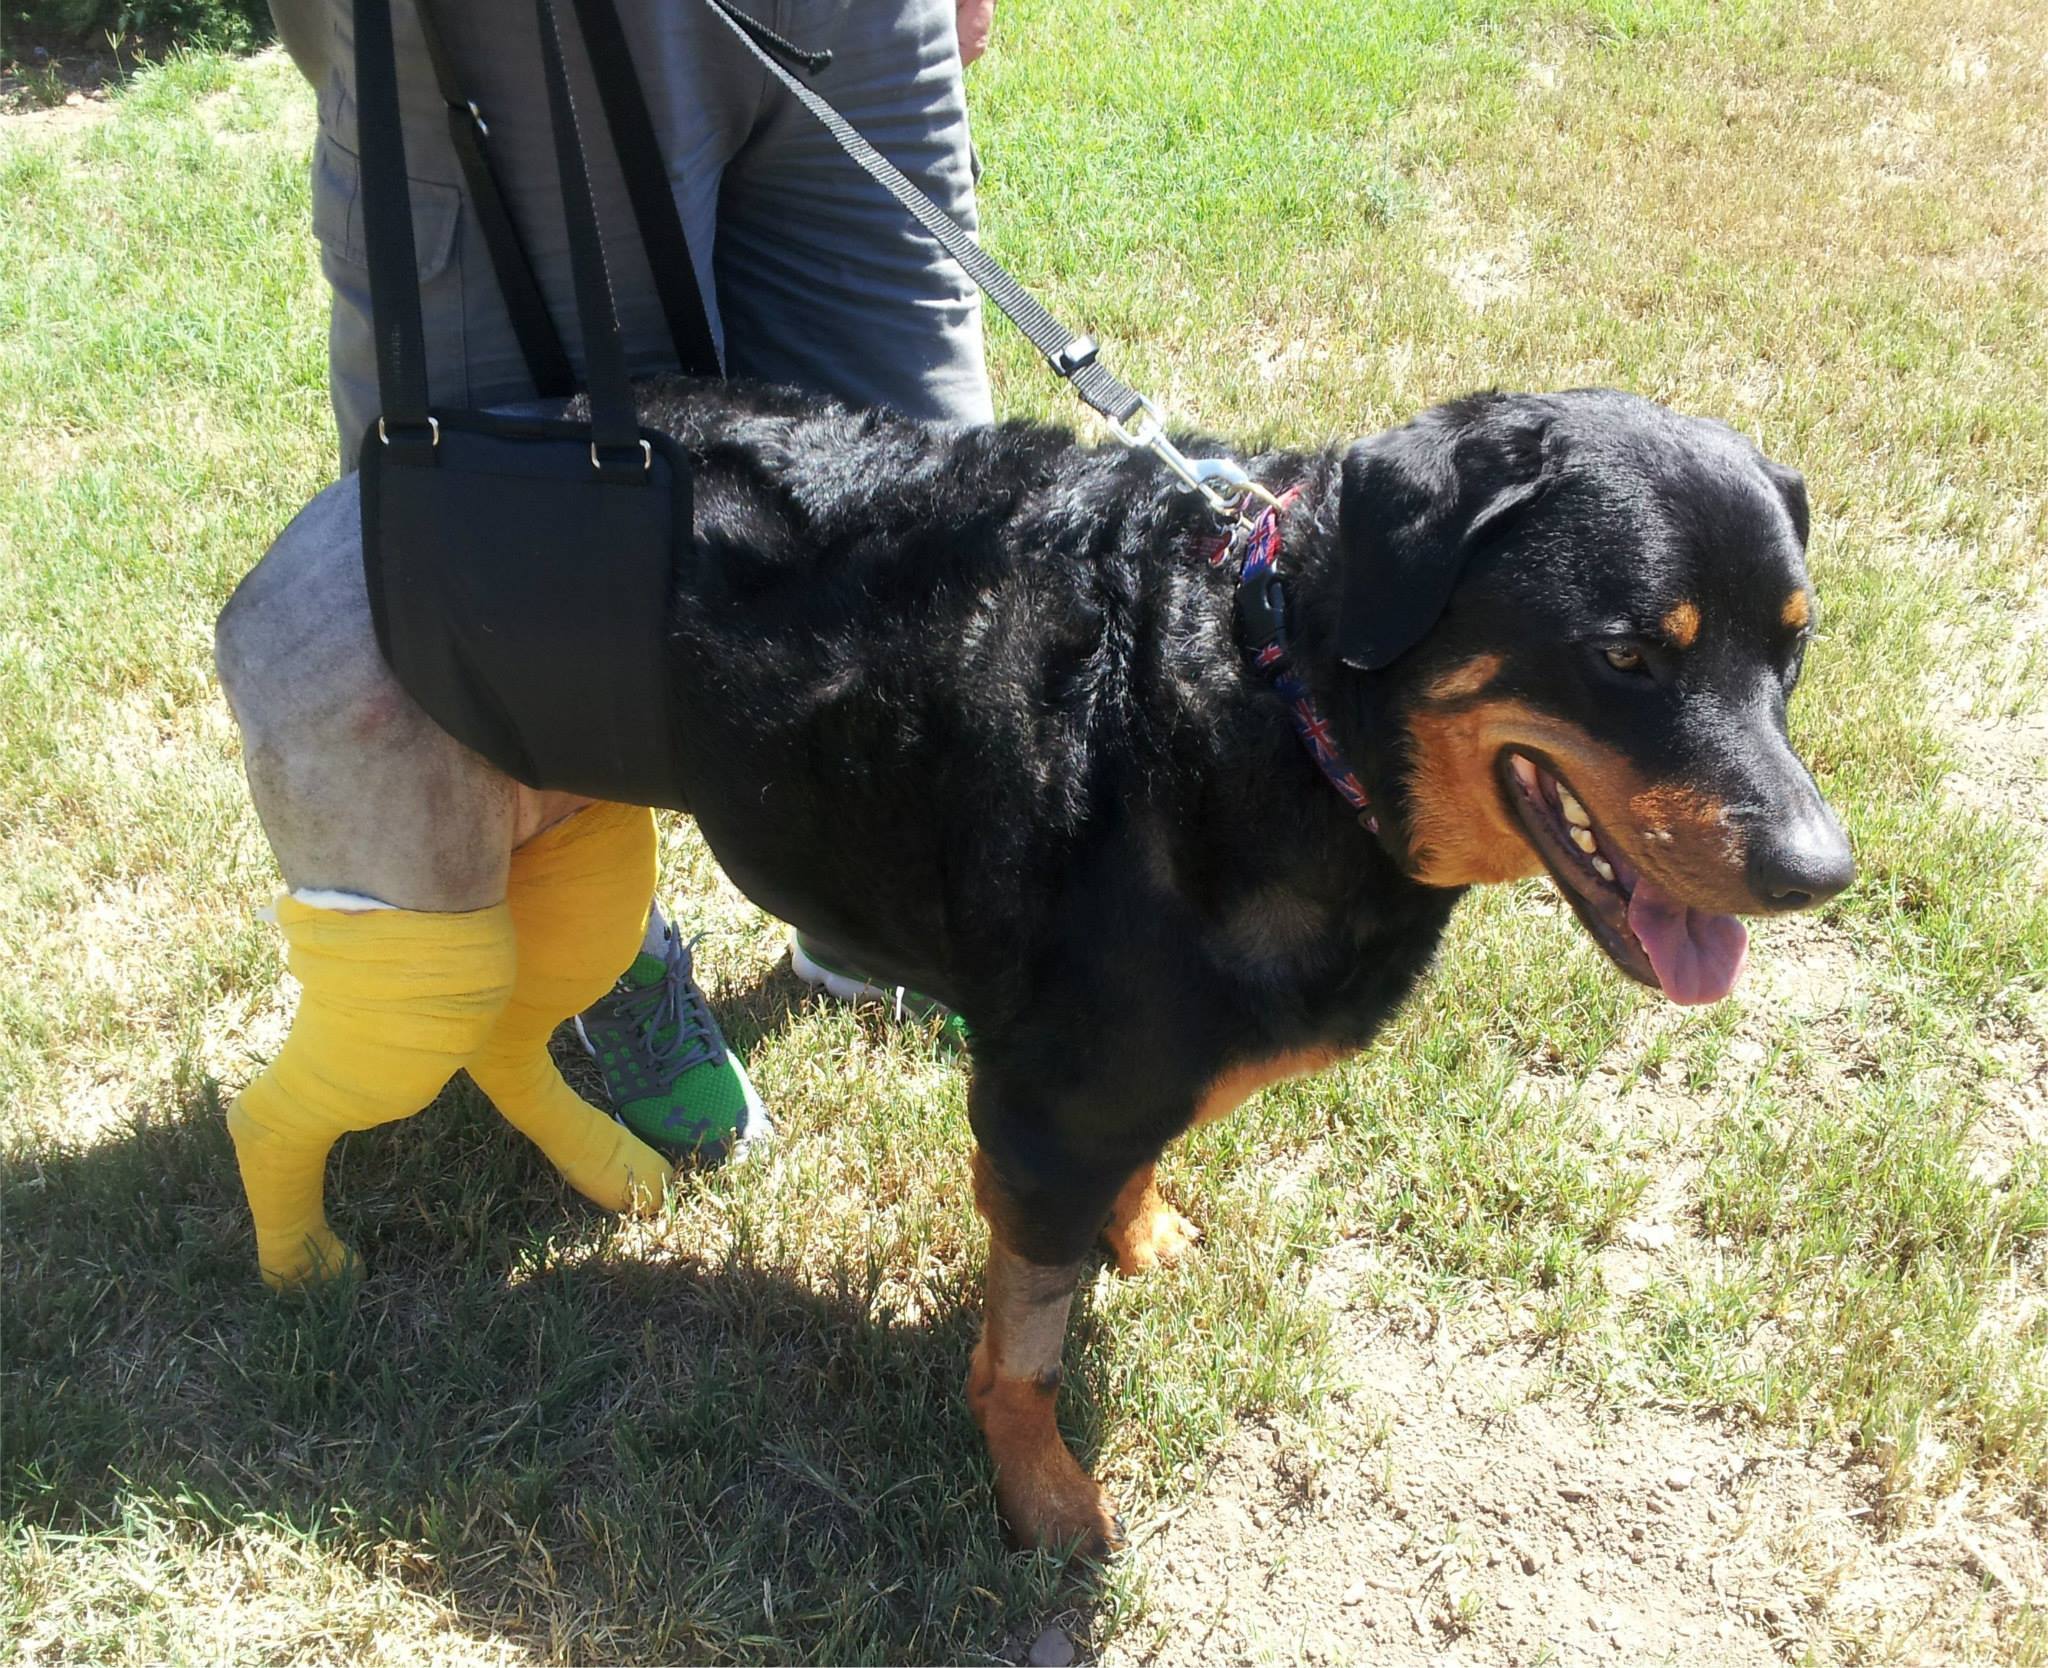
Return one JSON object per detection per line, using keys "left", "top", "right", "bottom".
{"left": 228, "top": 899, "right": 516, "bottom": 1290}
{"left": 467, "top": 803, "right": 673, "bottom": 1215}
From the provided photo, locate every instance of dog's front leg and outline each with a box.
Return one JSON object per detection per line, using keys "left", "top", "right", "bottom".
{"left": 966, "top": 1148, "right": 1125, "bottom": 1557}
{"left": 1100, "top": 1162, "right": 1202, "bottom": 1277}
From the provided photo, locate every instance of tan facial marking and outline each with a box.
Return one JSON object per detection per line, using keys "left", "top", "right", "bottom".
{"left": 1662, "top": 601, "right": 1701, "bottom": 648}
{"left": 1781, "top": 590, "right": 1811, "bottom": 630}
{"left": 1401, "top": 700, "right": 1757, "bottom": 906}
{"left": 1403, "top": 699, "right": 1571, "bottom": 886}
{"left": 1424, "top": 653, "right": 1506, "bottom": 704}
{"left": 1623, "top": 782, "right": 1751, "bottom": 909}
{"left": 1397, "top": 685, "right": 1774, "bottom": 913}
{"left": 1626, "top": 783, "right": 1734, "bottom": 842}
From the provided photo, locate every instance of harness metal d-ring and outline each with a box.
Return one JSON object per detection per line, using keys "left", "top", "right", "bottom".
{"left": 589, "top": 438, "right": 654, "bottom": 474}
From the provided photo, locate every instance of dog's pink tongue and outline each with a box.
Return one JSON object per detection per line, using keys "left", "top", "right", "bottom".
{"left": 1627, "top": 879, "right": 1749, "bottom": 1005}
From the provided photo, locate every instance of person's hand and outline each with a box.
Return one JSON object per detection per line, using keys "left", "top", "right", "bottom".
{"left": 956, "top": 0, "right": 994, "bottom": 65}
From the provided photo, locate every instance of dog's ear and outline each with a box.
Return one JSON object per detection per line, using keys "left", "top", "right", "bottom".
{"left": 1335, "top": 399, "right": 1554, "bottom": 671}
{"left": 1759, "top": 457, "right": 1809, "bottom": 548}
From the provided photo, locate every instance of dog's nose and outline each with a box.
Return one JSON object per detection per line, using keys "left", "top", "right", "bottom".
{"left": 1746, "top": 814, "right": 1854, "bottom": 912}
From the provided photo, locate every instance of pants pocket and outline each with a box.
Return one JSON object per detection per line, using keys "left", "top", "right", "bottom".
{"left": 313, "top": 128, "right": 468, "bottom": 465}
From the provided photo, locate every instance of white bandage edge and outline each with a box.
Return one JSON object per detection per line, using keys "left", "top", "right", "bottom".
{"left": 258, "top": 888, "right": 400, "bottom": 922}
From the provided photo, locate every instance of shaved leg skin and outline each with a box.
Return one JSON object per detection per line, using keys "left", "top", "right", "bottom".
{"left": 1100, "top": 1163, "right": 1201, "bottom": 1277}
{"left": 215, "top": 477, "right": 522, "bottom": 911}
{"left": 967, "top": 1236, "right": 1123, "bottom": 1556}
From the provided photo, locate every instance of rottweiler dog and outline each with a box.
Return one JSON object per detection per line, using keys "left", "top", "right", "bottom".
{"left": 216, "top": 379, "right": 1850, "bottom": 1554}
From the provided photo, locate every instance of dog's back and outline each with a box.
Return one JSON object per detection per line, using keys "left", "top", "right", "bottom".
{"left": 630, "top": 378, "right": 1323, "bottom": 1015}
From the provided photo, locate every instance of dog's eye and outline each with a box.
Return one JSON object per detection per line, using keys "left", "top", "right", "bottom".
{"left": 1784, "top": 630, "right": 1810, "bottom": 690}
{"left": 1603, "top": 645, "right": 1647, "bottom": 674}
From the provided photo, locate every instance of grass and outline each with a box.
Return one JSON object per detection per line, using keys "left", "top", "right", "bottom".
{"left": 4, "top": 0, "right": 2047, "bottom": 1661}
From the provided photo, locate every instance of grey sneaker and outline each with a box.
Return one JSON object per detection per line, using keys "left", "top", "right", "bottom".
{"left": 789, "top": 933, "right": 968, "bottom": 1039}
{"left": 575, "top": 926, "right": 770, "bottom": 1165}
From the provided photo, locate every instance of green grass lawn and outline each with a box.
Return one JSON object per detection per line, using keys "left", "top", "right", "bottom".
{"left": 3, "top": 0, "right": 2046, "bottom": 1661}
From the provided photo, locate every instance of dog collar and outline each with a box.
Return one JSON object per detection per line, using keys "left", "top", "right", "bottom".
{"left": 1211, "top": 492, "right": 1378, "bottom": 830}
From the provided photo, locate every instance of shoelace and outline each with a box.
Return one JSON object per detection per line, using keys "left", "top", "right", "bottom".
{"left": 615, "top": 932, "right": 727, "bottom": 1077}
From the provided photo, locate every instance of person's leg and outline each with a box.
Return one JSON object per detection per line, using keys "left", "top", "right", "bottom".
{"left": 714, "top": 0, "right": 993, "bottom": 426}
{"left": 714, "top": 0, "right": 994, "bottom": 1005}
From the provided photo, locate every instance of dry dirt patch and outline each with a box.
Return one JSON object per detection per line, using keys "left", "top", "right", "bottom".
{"left": 0, "top": 88, "right": 114, "bottom": 133}
{"left": 1106, "top": 1242, "right": 2041, "bottom": 1667}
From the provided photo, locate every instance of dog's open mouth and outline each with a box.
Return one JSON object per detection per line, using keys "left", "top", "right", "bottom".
{"left": 1500, "top": 752, "right": 1748, "bottom": 1006}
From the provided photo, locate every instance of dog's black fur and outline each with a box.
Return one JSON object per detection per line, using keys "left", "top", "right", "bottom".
{"left": 608, "top": 377, "right": 1850, "bottom": 1270}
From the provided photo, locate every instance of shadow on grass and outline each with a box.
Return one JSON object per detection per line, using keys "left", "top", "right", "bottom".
{"left": 0, "top": 1038, "right": 1113, "bottom": 1664}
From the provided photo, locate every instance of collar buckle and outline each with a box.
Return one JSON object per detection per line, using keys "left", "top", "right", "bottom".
{"left": 1236, "top": 565, "right": 1286, "bottom": 654}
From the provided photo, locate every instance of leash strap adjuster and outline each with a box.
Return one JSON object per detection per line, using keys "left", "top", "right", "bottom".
{"left": 1051, "top": 335, "right": 1100, "bottom": 378}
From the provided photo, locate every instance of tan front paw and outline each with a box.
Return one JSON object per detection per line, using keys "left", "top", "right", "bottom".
{"left": 1102, "top": 1181, "right": 1202, "bottom": 1277}
{"left": 968, "top": 1347, "right": 1125, "bottom": 1559}
{"left": 994, "top": 1453, "right": 1125, "bottom": 1559}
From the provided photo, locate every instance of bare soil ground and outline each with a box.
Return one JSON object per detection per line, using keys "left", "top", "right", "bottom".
{"left": 1099, "top": 1249, "right": 2042, "bottom": 1668}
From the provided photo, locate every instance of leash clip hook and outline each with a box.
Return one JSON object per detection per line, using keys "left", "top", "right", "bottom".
{"left": 1106, "top": 396, "right": 1283, "bottom": 524}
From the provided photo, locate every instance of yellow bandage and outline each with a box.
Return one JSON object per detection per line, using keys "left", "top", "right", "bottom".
{"left": 468, "top": 803, "right": 673, "bottom": 1216}
{"left": 228, "top": 899, "right": 516, "bottom": 1289}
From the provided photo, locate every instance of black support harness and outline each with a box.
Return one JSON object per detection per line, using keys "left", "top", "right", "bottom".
{"left": 356, "top": 0, "right": 1286, "bottom": 805}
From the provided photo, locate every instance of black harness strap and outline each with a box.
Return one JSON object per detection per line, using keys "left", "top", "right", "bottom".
{"left": 361, "top": 0, "right": 647, "bottom": 454}
{"left": 412, "top": 0, "right": 720, "bottom": 394}
{"left": 354, "top": 0, "right": 431, "bottom": 441}
{"left": 414, "top": 0, "right": 575, "bottom": 398}
{"left": 572, "top": 0, "right": 722, "bottom": 379}
{"left": 531, "top": 0, "right": 641, "bottom": 460}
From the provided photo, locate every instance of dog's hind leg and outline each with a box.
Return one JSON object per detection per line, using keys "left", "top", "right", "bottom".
{"left": 228, "top": 900, "right": 516, "bottom": 1287}
{"left": 466, "top": 803, "right": 673, "bottom": 1213}
{"left": 966, "top": 1148, "right": 1125, "bottom": 1557}
{"left": 219, "top": 477, "right": 525, "bottom": 1287}
{"left": 216, "top": 477, "right": 664, "bottom": 1283}
{"left": 215, "top": 474, "right": 522, "bottom": 915}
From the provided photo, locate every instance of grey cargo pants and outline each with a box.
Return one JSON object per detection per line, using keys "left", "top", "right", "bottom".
{"left": 273, "top": 0, "right": 994, "bottom": 470}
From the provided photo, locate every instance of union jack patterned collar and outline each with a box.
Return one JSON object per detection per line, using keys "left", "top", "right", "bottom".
{"left": 1211, "top": 489, "right": 1380, "bottom": 833}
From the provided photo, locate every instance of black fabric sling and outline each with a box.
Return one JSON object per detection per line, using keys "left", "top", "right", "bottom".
{"left": 357, "top": 0, "right": 1219, "bottom": 805}
{"left": 356, "top": 0, "right": 714, "bottom": 806}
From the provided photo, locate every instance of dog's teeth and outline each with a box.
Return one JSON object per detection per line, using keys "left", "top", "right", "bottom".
{"left": 1559, "top": 789, "right": 1591, "bottom": 828}
{"left": 1591, "top": 855, "right": 1616, "bottom": 882}
{"left": 1510, "top": 755, "right": 1538, "bottom": 791}
{"left": 1570, "top": 826, "right": 1598, "bottom": 855}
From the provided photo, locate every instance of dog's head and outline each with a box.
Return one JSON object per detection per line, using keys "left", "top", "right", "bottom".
{"left": 1335, "top": 389, "right": 1851, "bottom": 1005}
